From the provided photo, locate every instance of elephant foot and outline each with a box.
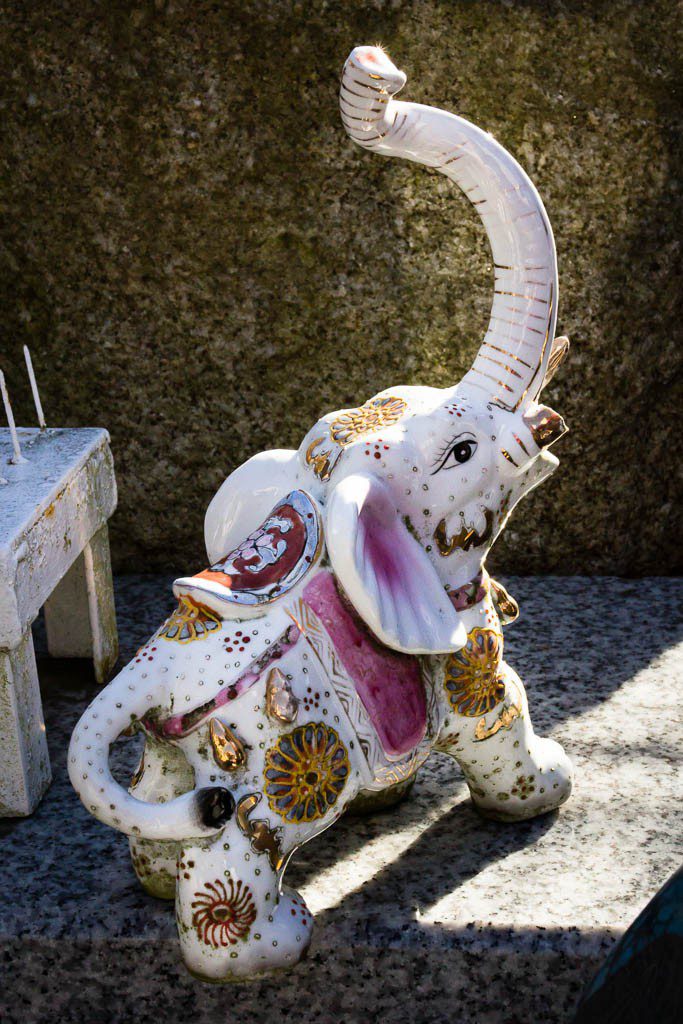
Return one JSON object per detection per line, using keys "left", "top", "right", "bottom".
{"left": 176, "top": 827, "right": 314, "bottom": 984}
{"left": 130, "top": 838, "right": 179, "bottom": 900}
{"left": 128, "top": 738, "right": 194, "bottom": 898}
{"left": 180, "top": 885, "right": 314, "bottom": 984}
{"left": 468, "top": 737, "right": 573, "bottom": 823}
{"left": 345, "top": 775, "right": 416, "bottom": 816}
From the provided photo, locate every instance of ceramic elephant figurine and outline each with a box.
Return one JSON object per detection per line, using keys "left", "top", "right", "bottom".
{"left": 69, "top": 45, "right": 573, "bottom": 982}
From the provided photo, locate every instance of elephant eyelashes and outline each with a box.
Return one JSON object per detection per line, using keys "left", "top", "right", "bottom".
{"left": 431, "top": 435, "right": 477, "bottom": 474}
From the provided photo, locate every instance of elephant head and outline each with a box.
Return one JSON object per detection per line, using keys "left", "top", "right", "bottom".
{"left": 204, "top": 46, "right": 568, "bottom": 656}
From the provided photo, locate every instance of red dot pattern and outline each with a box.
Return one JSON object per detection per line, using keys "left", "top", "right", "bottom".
{"left": 364, "top": 439, "right": 391, "bottom": 459}
{"left": 289, "top": 896, "right": 312, "bottom": 926}
{"left": 135, "top": 645, "right": 157, "bottom": 663}
{"left": 223, "top": 630, "right": 252, "bottom": 654}
{"left": 302, "top": 686, "right": 320, "bottom": 712}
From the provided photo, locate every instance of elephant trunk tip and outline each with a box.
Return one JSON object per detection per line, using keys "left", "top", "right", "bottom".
{"left": 197, "top": 786, "right": 236, "bottom": 829}
{"left": 345, "top": 45, "right": 407, "bottom": 94}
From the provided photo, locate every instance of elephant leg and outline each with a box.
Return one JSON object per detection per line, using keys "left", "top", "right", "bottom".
{"left": 346, "top": 776, "right": 417, "bottom": 816}
{"left": 175, "top": 821, "right": 313, "bottom": 983}
{"left": 437, "top": 663, "right": 573, "bottom": 822}
{"left": 128, "top": 738, "right": 195, "bottom": 899}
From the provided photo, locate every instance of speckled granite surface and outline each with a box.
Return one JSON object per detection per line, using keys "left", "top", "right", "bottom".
{"left": 1, "top": 575, "right": 681, "bottom": 1023}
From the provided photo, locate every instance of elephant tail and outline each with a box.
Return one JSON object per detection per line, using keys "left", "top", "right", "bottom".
{"left": 68, "top": 667, "right": 234, "bottom": 841}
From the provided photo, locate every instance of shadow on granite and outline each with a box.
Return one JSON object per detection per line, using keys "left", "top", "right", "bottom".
{"left": 1, "top": 576, "right": 682, "bottom": 1024}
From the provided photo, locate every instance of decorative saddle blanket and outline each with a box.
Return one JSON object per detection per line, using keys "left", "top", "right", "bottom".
{"left": 300, "top": 571, "right": 426, "bottom": 759}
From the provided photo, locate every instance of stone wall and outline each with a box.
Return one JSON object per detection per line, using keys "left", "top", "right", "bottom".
{"left": 1, "top": 1, "right": 680, "bottom": 575}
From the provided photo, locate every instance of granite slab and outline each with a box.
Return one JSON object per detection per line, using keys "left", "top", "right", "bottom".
{"left": 1, "top": 576, "right": 681, "bottom": 1023}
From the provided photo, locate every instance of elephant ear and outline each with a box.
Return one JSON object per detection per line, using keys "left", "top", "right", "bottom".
{"left": 325, "top": 473, "right": 467, "bottom": 655}
{"left": 204, "top": 450, "right": 299, "bottom": 563}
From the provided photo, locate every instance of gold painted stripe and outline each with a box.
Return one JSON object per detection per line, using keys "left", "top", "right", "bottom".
{"left": 341, "top": 82, "right": 385, "bottom": 100}
{"left": 486, "top": 330, "right": 536, "bottom": 349}
{"left": 392, "top": 113, "right": 410, "bottom": 139}
{"left": 341, "top": 117, "right": 386, "bottom": 136}
{"left": 495, "top": 290, "right": 549, "bottom": 304}
{"left": 350, "top": 76, "right": 385, "bottom": 93}
{"left": 490, "top": 314, "right": 526, "bottom": 329}
{"left": 479, "top": 353, "right": 523, "bottom": 379}
{"left": 501, "top": 449, "right": 519, "bottom": 466}
{"left": 340, "top": 108, "right": 383, "bottom": 123}
{"left": 340, "top": 96, "right": 385, "bottom": 114}
{"left": 484, "top": 339, "right": 532, "bottom": 367}
{"left": 469, "top": 367, "right": 515, "bottom": 392}
{"left": 434, "top": 143, "right": 468, "bottom": 168}
{"left": 345, "top": 128, "right": 388, "bottom": 143}
{"left": 502, "top": 305, "right": 547, "bottom": 322}
{"left": 513, "top": 433, "right": 530, "bottom": 456}
{"left": 515, "top": 210, "right": 541, "bottom": 220}
{"left": 509, "top": 292, "right": 554, "bottom": 412}
{"left": 340, "top": 83, "right": 380, "bottom": 101}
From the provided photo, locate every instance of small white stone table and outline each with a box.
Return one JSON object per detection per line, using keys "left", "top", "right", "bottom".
{"left": 0, "top": 427, "right": 118, "bottom": 816}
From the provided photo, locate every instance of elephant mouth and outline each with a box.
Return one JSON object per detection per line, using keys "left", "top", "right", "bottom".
{"left": 434, "top": 508, "right": 494, "bottom": 556}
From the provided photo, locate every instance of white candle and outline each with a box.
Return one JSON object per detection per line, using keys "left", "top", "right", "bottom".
{"left": 23, "top": 346, "right": 46, "bottom": 429}
{"left": 0, "top": 369, "right": 25, "bottom": 464}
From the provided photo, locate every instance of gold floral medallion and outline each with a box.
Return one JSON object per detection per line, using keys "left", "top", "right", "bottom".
{"left": 444, "top": 627, "right": 505, "bottom": 716}
{"left": 330, "top": 395, "right": 406, "bottom": 446}
{"left": 264, "top": 723, "right": 350, "bottom": 823}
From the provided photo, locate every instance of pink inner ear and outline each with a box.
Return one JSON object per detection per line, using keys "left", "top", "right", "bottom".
{"left": 361, "top": 505, "right": 408, "bottom": 592}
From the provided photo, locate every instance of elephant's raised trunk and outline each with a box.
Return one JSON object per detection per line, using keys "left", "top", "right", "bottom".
{"left": 68, "top": 670, "right": 234, "bottom": 841}
{"left": 340, "top": 46, "right": 558, "bottom": 411}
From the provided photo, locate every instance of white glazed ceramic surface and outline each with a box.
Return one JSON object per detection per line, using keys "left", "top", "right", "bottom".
{"left": 69, "top": 46, "right": 573, "bottom": 983}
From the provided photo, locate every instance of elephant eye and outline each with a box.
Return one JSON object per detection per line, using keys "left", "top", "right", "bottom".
{"left": 432, "top": 435, "right": 477, "bottom": 474}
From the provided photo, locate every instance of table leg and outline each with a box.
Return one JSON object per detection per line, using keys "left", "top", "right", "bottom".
{"left": 0, "top": 631, "right": 51, "bottom": 816}
{"left": 44, "top": 525, "right": 118, "bottom": 685}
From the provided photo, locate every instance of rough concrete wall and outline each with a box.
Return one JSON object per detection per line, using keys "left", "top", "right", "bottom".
{"left": 1, "top": 1, "right": 680, "bottom": 575}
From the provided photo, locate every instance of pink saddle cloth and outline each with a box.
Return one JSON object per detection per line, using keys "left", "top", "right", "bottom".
{"left": 303, "top": 571, "right": 426, "bottom": 759}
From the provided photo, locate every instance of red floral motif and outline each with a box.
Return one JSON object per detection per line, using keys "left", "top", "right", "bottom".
{"left": 191, "top": 878, "right": 256, "bottom": 947}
